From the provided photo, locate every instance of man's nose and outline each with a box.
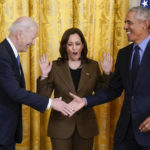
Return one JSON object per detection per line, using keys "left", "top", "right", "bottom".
{"left": 124, "top": 23, "right": 128, "bottom": 30}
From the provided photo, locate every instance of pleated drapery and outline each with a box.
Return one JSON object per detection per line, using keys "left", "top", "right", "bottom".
{"left": 0, "top": 0, "right": 129, "bottom": 150}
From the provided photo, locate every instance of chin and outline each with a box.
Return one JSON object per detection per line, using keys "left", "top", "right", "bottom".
{"left": 127, "top": 37, "right": 133, "bottom": 42}
{"left": 22, "top": 49, "right": 28, "bottom": 52}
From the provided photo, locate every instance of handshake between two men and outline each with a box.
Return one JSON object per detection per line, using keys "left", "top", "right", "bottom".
{"left": 51, "top": 92, "right": 86, "bottom": 117}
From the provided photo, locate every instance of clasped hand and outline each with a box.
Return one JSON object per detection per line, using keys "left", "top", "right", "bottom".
{"left": 51, "top": 94, "right": 86, "bottom": 117}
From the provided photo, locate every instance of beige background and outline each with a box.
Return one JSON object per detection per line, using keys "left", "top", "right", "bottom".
{"left": 130, "top": 0, "right": 141, "bottom": 7}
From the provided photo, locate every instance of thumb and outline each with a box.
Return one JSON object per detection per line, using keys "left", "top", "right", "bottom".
{"left": 99, "top": 60, "right": 103, "bottom": 67}
{"left": 38, "top": 59, "right": 41, "bottom": 65}
{"left": 69, "top": 92, "right": 79, "bottom": 99}
{"left": 58, "top": 97, "right": 62, "bottom": 101}
{"left": 99, "top": 60, "right": 102, "bottom": 64}
{"left": 49, "top": 61, "right": 53, "bottom": 67}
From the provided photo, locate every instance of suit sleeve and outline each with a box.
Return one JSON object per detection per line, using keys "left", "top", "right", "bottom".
{"left": 87, "top": 51, "right": 124, "bottom": 107}
{"left": 37, "top": 66, "right": 54, "bottom": 98}
{"left": 0, "top": 55, "right": 49, "bottom": 113}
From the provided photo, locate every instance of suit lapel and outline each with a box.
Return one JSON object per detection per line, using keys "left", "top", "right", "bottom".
{"left": 127, "top": 44, "right": 134, "bottom": 90}
{"left": 135, "top": 40, "right": 150, "bottom": 89}
{"left": 77, "top": 63, "right": 91, "bottom": 93}
{"left": 3, "top": 39, "right": 25, "bottom": 85}
{"left": 3, "top": 39, "right": 21, "bottom": 75}
{"left": 55, "top": 61, "right": 92, "bottom": 94}
{"left": 54, "top": 61, "right": 76, "bottom": 93}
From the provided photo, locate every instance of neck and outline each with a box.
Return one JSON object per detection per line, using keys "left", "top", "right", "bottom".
{"left": 68, "top": 60, "right": 81, "bottom": 70}
{"left": 134, "top": 32, "right": 149, "bottom": 44}
{"left": 8, "top": 35, "right": 19, "bottom": 51}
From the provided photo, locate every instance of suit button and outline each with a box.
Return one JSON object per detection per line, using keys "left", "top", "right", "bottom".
{"left": 131, "top": 96, "right": 134, "bottom": 100}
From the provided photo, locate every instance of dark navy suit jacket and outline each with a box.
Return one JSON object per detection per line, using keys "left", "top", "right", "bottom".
{"left": 86, "top": 40, "right": 150, "bottom": 146}
{"left": 0, "top": 39, "right": 49, "bottom": 145}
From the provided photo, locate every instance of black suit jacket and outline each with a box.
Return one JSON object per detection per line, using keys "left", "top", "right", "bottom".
{"left": 86, "top": 40, "right": 150, "bottom": 146}
{"left": 0, "top": 39, "right": 49, "bottom": 145}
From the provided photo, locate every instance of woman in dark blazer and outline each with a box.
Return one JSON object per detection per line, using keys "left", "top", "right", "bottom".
{"left": 37, "top": 28, "right": 112, "bottom": 150}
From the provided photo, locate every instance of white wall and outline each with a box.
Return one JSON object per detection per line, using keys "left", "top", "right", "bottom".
{"left": 129, "top": 0, "right": 141, "bottom": 8}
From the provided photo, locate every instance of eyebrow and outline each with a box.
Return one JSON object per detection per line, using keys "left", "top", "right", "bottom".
{"left": 125, "top": 20, "right": 132, "bottom": 23}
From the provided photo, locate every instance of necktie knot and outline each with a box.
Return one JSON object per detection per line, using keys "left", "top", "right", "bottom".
{"left": 134, "top": 45, "right": 140, "bottom": 53}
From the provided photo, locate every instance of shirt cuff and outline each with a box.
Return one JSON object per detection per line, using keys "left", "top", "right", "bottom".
{"left": 46, "top": 98, "right": 52, "bottom": 109}
{"left": 83, "top": 97, "right": 88, "bottom": 106}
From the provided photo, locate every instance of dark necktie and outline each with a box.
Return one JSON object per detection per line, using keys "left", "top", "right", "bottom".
{"left": 17, "top": 55, "right": 21, "bottom": 69}
{"left": 132, "top": 45, "right": 140, "bottom": 87}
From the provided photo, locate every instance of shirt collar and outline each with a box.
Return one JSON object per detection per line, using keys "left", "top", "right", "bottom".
{"left": 6, "top": 37, "right": 18, "bottom": 58}
{"left": 133, "top": 34, "right": 150, "bottom": 52}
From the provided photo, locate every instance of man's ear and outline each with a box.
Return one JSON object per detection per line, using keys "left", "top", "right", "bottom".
{"left": 143, "top": 20, "right": 149, "bottom": 30}
{"left": 16, "top": 30, "right": 23, "bottom": 40}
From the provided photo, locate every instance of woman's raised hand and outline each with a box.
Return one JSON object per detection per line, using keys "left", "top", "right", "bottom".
{"left": 99, "top": 52, "right": 113, "bottom": 75}
{"left": 38, "top": 54, "right": 52, "bottom": 78}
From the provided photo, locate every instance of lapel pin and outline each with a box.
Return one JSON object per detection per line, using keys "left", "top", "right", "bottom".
{"left": 86, "top": 73, "right": 90, "bottom": 76}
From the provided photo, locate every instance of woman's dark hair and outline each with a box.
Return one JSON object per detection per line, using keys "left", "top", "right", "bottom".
{"left": 59, "top": 27, "right": 89, "bottom": 63}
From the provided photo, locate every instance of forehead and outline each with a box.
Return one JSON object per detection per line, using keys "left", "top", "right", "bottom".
{"left": 24, "top": 26, "right": 37, "bottom": 37}
{"left": 68, "top": 33, "right": 81, "bottom": 41}
{"left": 125, "top": 11, "right": 137, "bottom": 21}
{"left": 29, "top": 26, "right": 37, "bottom": 33}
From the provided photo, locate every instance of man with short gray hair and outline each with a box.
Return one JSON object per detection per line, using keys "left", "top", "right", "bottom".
{"left": 69, "top": 6, "right": 150, "bottom": 150}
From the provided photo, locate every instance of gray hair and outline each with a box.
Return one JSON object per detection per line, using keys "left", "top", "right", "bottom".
{"left": 129, "top": 6, "right": 150, "bottom": 26}
{"left": 9, "top": 16, "right": 38, "bottom": 34}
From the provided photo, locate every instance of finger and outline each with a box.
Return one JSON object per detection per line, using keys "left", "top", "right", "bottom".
{"left": 99, "top": 60, "right": 102, "bottom": 65}
{"left": 103, "top": 52, "right": 106, "bottom": 60}
{"left": 139, "top": 122, "right": 149, "bottom": 131}
{"left": 140, "top": 120, "right": 149, "bottom": 127}
{"left": 43, "top": 54, "right": 46, "bottom": 62}
{"left": 61, "top": 110, "right": 69, "bottom": 116}
{"left": 107, "top": 52, "right": 109, "bottom": 57}
{"left": 69, "top": 92, "right": 79, "bottom": 99}
{"left": 45, "top": 54, "right": 49, "bottom": 63}
{"left": 49, "top": 61, "right": 53, "bottom": 68}
{"left": 38, "top": 59, "right": 41, "bottom": 65}
{"left": 139, "top": 122, "right": 146, "bottom": 129}
{"left": 107, "top": 52, "right": 110, "bottom": 61}
{"left": 140, "top": 124, "right": 150, "bottom": 132}
{"left": 62, "top": 105, "right": 75, "bottom": 115}
{"left": 58, "top": 97, "right": 62, "bottom": 101}
{"left": 41, "top": 54, "right": 44, "bottom": 63}
{"left": 63, "top": 108, "right": 74, "bottom": 116}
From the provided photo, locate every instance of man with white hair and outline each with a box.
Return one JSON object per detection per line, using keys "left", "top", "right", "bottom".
{"left": 0, "top": 16, "right": 73, "bottom": 150}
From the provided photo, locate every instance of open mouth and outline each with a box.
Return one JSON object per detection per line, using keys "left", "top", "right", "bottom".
{"left": 72, "top": 52, "right": 78, "bottom": 55}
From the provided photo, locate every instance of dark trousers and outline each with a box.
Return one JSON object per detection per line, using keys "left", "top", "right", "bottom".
{"left": 0, "top": 144, "right": 15, "bottom": 150}
{"left": 51, "top": 127, "right": 94, "bottom": 150}
{"left": 114, "top": 119, "right": 150, "bottom": 150}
